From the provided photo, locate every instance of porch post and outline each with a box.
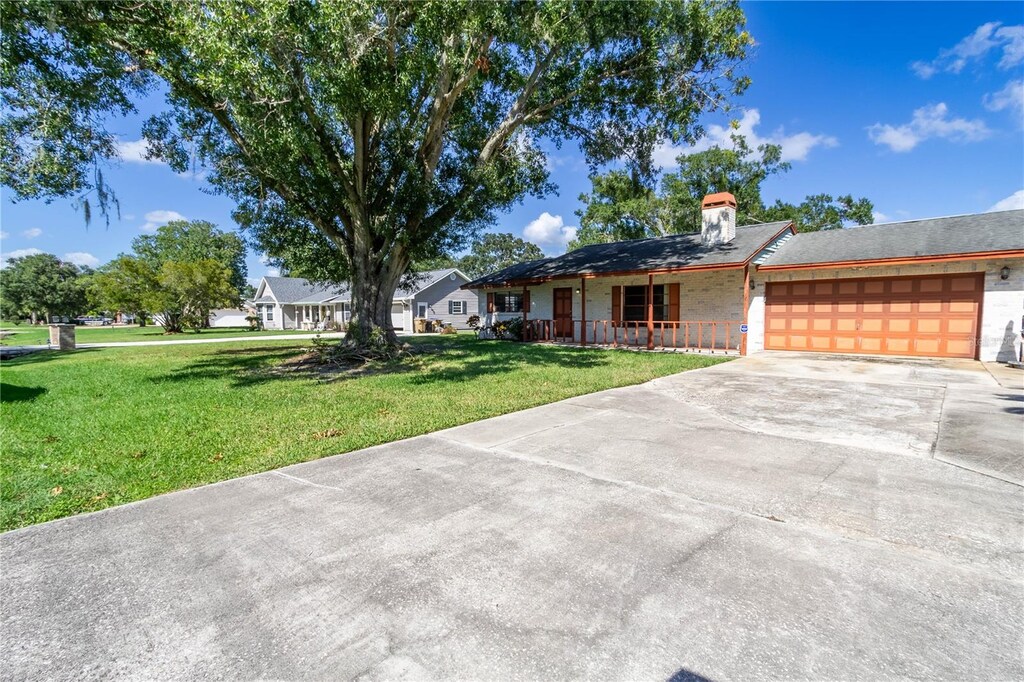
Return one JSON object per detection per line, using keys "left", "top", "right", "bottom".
{"left": 741, "top": 265, "right": 750, "bottom": 356}
{"left": 522, "top": 285, "right": 528, "bottom": 341}
{"left": 647, "top": 274, "right": 655, "bottom": 351}
{"left": 580, "top": 278, "right": 587, "bottom": 345}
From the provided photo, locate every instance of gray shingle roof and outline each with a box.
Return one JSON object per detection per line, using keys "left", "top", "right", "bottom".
{"left": 394, "top": 268, "right": 465, "bottom": 298}
{"left": 762, "top": 209, "right": 1024, "bottom": 267}
{"left": 465, "top": 222, "right": 792, "bottom": 288}
{"left": 261, "top": 276, "right": 348, "bottom": 304}
{"left": 259, "top": 269, "right": 466, "bottom": 304}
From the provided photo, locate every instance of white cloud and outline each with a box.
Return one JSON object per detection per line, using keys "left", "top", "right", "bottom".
{"left": 654, "top": 109, "right": 838, "bottom": 168}
{"left": 867, "top": 103, "right": 990, "bottom": 152}
{"left": 116, "top": 139, "right": 161, "bottom": 165}
{"left": 983, "top": 79, "right": 1024, "bottom": 118}
{"left": 266, "top": 267, "right": 281, "bottom": 278}
{"left": 872, "top": 211, "right": 889, "bottom": 223}
{"left": 140, "top": 210, "right": 187, "bottom": 232}
{"left": 21, "top": 227, "right": 42, "bottom": 239}
{"left": 0, "top": 231, "right": 8, "bottom": 240}
{"left": 1, "top": 248, "right": 44, "bottom": 267}
{"left": 523, "top": 212, "right": 578, "bottom": 249}
{"left": 122, "top": 213, "right": 136, "bottom": 221}
{"left": 64, "top": 252, "right": 100, "bottom": 268}
{"left": 912, "top": 22, "right": 1024, "bottom": 78}
{"left": 987, "top": 189, "right": 1024, "bottom": 212}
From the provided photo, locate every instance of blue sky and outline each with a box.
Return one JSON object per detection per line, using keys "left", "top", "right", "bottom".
{"left": 2, "top": 2, "right": 1022, "bottom": 284}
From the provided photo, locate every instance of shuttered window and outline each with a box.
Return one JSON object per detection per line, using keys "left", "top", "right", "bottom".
{"left": 622, "top": 285, "right": 668, "bottom": 321}
{"left": 448, "top": 300, "right": 467, "bottom": 315}
{"left": 494, "top": 293, "right": 523, "bottom": 313}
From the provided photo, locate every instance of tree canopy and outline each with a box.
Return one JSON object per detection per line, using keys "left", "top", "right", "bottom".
{"left": 455, "top": 232, "right": 545, "bottom": 279}
{"left": 0, "top": 253, "right": 89, "bottom": 323}
{"left": 131, "top": 220, "right": 247, "bottom": 294}
{"left": 3, "top": 0, "right": 753, "bottom": 345}
{"left": 571, "top": 133, "right": 873, "bottom": 248}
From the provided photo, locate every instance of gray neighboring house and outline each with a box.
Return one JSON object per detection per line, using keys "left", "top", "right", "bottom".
{"left": 252, "top": 268, "right": 479, "bottom": 331}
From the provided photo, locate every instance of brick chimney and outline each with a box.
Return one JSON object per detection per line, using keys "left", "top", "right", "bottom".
{"left": 701, "top": 192, "right": 737, "bottom": 246}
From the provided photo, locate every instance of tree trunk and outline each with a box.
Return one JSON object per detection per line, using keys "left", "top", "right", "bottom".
{"left": 345, "top": 254, "right": 406, "bottom": 347}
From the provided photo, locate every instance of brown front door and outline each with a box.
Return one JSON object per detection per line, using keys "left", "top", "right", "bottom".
{"left": 553, "top": 288, "right": 573, "bottom": 339}
{"left": 764, "top": 273, "right": 984, "bottom": 359}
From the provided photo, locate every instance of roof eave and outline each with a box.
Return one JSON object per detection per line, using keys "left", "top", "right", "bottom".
{"left": 757, "top": 248, "right": 1024, "bottom": 271}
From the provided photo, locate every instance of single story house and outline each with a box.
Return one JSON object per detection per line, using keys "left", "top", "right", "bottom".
{"left": 252, "top": 268, "right": 480, "bottom": 331}
{"left": 209, "top": 306, "right": 255, "bottom": 328}
{"left": 465, "top": 193, "right": 1023, "bottom": 362}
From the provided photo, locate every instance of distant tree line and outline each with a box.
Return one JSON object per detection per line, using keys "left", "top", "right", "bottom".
{"left": 0, "top": 220, "right": 247, "bottom": 333}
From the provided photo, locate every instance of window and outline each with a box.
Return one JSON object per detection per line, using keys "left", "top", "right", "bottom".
{"left": 494, "top": 293, "right": 523, "bottom": 313}
{"left": 265, "top": 305, "right": 274, "bottom": 321}
{"left": 622, "top": 285, "right": 668, "bottom": 321}
{"left": 417, "top": 302, "right": 428, "bottom": 318}
{"left": 449, "top": 300, "right": 467, "bottom": 315}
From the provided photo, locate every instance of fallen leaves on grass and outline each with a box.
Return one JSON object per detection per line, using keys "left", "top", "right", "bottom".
{"left": 49, "top": 486, "right": 63, "bottom": 496}
{"left": 312, "top": 429, "right": 344, "bottom": 440}
{"left": 209, "top": 453, "right": 224, "bottom": 462}
{"left": 42, "top": 435, "right": 59, "bottom": 443}
{"left": 92, "top": 492, "right": 108, "bottom": 502}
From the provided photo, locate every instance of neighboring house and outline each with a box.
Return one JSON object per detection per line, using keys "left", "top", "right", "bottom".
{"left": 209, "top": 305, "right": 255, "bottom": 328}
{"left": 251, "top": 268, "right": 479, "bottom": 331}
{"left": 465, "top": 193, "right": 1024, "bottom": 362}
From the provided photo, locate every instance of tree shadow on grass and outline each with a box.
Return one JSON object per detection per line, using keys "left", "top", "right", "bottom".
{"left": 406, "top": 340, "right": 610, "bottom": 385}
{"left": 150, "top": 345, "right": 315, "bottom": 387}
{"left": 0, "top": 383, "right": 47, "bottom": 402}
{"left": 149, "top": 337, "right": 612, "bottom": 388}
{"left": 0, "top": 349, "right": 99, "bottom": 367}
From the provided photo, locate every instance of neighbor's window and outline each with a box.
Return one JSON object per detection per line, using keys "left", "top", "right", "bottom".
{"left": 622, "top": 285, "right": 668, "bottom": 321}
{"left": 449, "top": 300, "right": 467, "bottom": 315}
{"left": 494, "top": 293, "right": 523, "bottom": 313}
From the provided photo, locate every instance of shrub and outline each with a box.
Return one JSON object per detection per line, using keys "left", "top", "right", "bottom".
{"left": 488, "top": 317, "right": 523, "bottom": 340}
{"left": 467, "top": 314, "right": 481, "bottom": 330}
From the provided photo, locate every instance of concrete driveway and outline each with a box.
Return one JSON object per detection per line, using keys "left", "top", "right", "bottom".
{"left": 2, "top": 353, "right": 1022, "bottom": 681}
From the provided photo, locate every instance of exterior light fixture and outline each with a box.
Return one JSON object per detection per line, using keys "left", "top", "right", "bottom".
{"left": 749, "top": 279, "right": 756, "bottom": 290}
{"left": 575, "top": 287, "right": 581, "bottom": 294}
{"left": 1000, "top": 266, "right": 1010, "bottom": 280}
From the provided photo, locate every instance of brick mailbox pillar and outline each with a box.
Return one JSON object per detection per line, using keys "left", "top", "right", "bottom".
{"left": 48, "top": 324, "right": 76, "bottom": 350}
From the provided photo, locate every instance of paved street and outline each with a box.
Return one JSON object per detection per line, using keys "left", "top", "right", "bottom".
{"left": 2, "top": 353, "right": 1021, "bottom": 680}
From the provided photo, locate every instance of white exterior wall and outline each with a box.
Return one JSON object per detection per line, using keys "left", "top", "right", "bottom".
{"left": 209, "top": 309, "right": 250, "bottom": 328}
{"left": 748, "top": 257, "right": 1024, "bottom": 362}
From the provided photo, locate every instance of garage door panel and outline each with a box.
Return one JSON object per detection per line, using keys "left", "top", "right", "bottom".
{"left": 950, "top": 276, "right": 979, "bottom": 292}
{"left": 949, "top": 300, "right": 976, "bottom": 313}
{"left": 764, "top": 273, "right": 982, "bottom": 359}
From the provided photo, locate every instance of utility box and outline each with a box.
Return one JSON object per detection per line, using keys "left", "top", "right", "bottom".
{"left": 48, "top": 324, "right": 76, "bottom": 350}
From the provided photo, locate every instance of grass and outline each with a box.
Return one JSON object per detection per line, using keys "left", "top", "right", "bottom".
{"left": 0, "top": 335, "right": 729, "bottom": 531}
{"left": 0, "top": 324, "right": 320, "bottom": 346}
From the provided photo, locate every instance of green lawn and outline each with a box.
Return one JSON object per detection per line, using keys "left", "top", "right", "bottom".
{"left": 0, "top": 324, "right": 320, "bottom": 346}
{"left": 0, "top": 335, "right": 729, "bottom": 531}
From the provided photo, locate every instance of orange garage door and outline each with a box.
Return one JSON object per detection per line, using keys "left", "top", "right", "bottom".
{"left": 764, "top": 273, "right": 984, "bottom": 359}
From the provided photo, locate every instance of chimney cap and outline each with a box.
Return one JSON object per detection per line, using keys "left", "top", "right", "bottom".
{"left": 702, "top": 192, "right": 737, "bottom": 209}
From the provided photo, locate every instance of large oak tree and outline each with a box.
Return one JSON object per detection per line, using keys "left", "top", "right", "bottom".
{"left": 2, "top": 0, "right": 752, "bottom": 345}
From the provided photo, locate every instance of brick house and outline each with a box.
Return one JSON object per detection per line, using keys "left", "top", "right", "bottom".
{"left": 464, "top": 194, "right": 1024, "bottom": 362}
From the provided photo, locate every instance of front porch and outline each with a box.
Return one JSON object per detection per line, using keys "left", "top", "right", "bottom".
{"left": 485, "top": 268, "right": 749, "bottom": 354}
{"left": 522, "top": 318, "right": 742, "bottom": 354}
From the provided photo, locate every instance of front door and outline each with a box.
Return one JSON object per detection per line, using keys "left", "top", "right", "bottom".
{"left": 553, "top": 288, "right": 573, "bottom": 340}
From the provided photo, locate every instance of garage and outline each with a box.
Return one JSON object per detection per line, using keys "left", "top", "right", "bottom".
{"left": 764, "top": 273, "right": 984, "bottom": 359}
{"left": 391, "top": 302, "right": 406, "bottom": 330}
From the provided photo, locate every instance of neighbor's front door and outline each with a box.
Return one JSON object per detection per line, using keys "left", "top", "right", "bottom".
{"left": 553, "top": 287, "right": 573, "bottom": 339}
